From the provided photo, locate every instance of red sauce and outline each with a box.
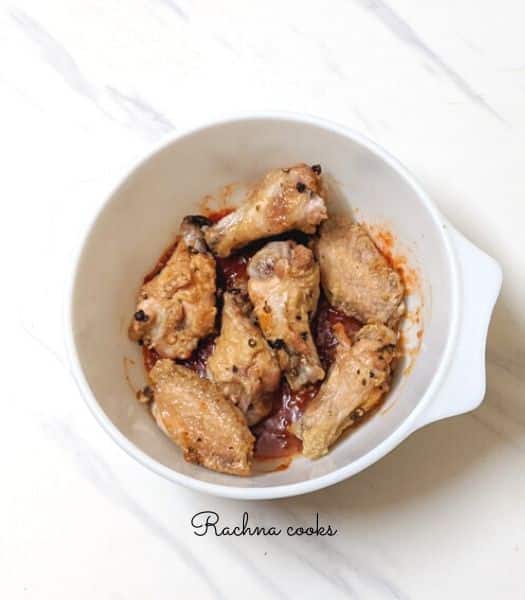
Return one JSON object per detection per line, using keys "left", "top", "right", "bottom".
{"left": 142, "top": 345, "right": 160, "bottom": 372}
{"left": 179, "top": 335, "right": 216, "bottom": 378}
{"left": 312, "top": 296, "right": 362, "bottom": 368}
{"left": 252, "top": 382, "right": 320, "bottom": 458}
{"left": 216, "top": 254, "right": 249, "bottom": 292}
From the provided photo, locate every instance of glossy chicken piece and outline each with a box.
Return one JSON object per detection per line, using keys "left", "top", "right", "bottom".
{"left": 290, "top": 323, "right": 397, "bottom": 459}
{"left": 149, "top": 360, "right": 254, "bottom": 476}
{"left": 248, "top": 241, "right": 325, "bottom": 390}
{"left": 129, "top": 216, "right": 217, "bottom": 360}
{"left": 204, "top": 164, "right": 327, "bottom": 257}
{"left": 207, "top": 292, "right": 281, "bottom": 425}
{"left": 316, "top": 217, "right": 405, "bottom": 327}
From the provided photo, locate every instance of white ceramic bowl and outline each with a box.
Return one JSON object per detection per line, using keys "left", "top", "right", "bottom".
{"left": 65, "top": 113, "right": 502, "bottom": 500}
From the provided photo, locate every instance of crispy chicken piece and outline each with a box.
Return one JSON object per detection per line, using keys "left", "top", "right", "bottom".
{"left": 290, "top": 323, "right": 397, "bottom": 459}
{"left": 316, "top": 217, "right": 405, "bottom": 327}
{"left": 204, "top": 164, "right": 327, "bottom": 257}
{"left": 149, "top": 360, "right": 254, "bottom": 476}
{"left": 207, "top": 292, "right": 281, "bottom": 425}
{"left": 247, "top": 241, "right": 324, "bottom": 390}
{"left": 129, "top": 216, "right": 217, "bottom": 360}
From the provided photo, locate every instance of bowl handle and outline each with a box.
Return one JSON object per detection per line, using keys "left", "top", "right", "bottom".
{"left": 410, "top": 226, "right": 502, "bottom": 431}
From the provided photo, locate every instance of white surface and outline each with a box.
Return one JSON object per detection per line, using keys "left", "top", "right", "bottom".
{"left": 1, "top": 0, "right": 523, "bottom": 597}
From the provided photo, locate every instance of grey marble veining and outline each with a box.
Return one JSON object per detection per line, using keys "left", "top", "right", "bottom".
{"left": 10, "top": 8, "right": 175, "bottom": 138}
{"left": 353, "top": 0, "right": 507, "bottom": 122}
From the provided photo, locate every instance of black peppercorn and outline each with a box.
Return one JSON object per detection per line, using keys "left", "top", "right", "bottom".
{"left": 269, "top": 339, "right": 285, "bottom": 350}
{"left": 134, "top": 309, "right": 148, "bottom": 322}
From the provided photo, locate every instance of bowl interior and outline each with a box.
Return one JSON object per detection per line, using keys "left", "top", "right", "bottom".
{"left": 70, "top": 117, "right": 454, "bottom": 490}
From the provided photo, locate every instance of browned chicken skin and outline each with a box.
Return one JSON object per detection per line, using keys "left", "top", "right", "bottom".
{"left": 204, "top": 164, "right": 327, "bottom": 257}
{"left": 207, "top": 292, "right": 281, "bottom": 425}
{"left": 149, "top": 360, "right": 255, "bottom": 476}
{"left": 316, "top": 217, "right": 405, "bottom": 326}
{"left": 290, "top": 323, "right": 397, "bottom": 459}
{"left": 131, "top": 165, "right": 407, "bottom": 475}
{"left": 248, "top": 240, "right": 325, "bottom": 391}
{"left": 128, "top": 216, "right": 217, "bottom": 359}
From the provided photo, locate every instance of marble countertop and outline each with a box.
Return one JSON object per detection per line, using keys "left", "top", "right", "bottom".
{"left": 3, "top": 1, "right": 524, "bottom": 598}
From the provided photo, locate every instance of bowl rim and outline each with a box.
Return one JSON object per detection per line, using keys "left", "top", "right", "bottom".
{"left": 64, "top": 111, "right": 461, "bottom": 500}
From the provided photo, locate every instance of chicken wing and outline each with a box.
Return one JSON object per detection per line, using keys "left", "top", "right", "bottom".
{"left": 129, "top": 216, "right": 217, "bottom": 360}
{"left": 290, "top": 323, "right": 397, "bottom": 459}
{"left": 149, "top": 360, "right": 254, "bottom": 476}
{"left": 207, "top": 292, "right": 281, "bottom": 425}
{"left": 316, "top": 217, "right": 405, "bottom": 326}
{"left": 248, "top": 241, "right": 325, "bottom": 390}
{"left": 204, "top": 164, "right": 327, "bottom": 257}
